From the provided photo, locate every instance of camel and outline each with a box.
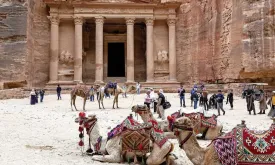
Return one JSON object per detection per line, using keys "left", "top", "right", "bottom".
{"left": 71, "top": 84, "right": 90, "bottom": 111}
{"left": 131, "top": 105, "right": 223, "bottom": 140}
{"left": 76, "top": 114, "right": 174, "bottom": 165}
{"left": 172, "top": 117, "right": 275, "bottom": 165}
{"left": 94, "top": 84, "right": 136, "bottom": 109}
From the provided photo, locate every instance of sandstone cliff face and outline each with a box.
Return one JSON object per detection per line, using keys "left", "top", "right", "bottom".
{"left": 0, "top": 0, "right": 27, "bottom": 82}
{"left": 176, "top": 0, "right": 275, "bottom": 85}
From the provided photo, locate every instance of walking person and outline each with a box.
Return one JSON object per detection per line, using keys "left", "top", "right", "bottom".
{"left": 246, "top": 88, "right": 256, "bottom": 115}
{"left": 150, "top": 88, "right": 157, "bottom": 113}
{"left": 30, "top": 89, "right": 36, "bottom": 105}
{"left": 39, "top": 89, "right": 45, "bottom": 102}
{"left": 226, "top": 89, "right": 234, "bottom": 110}
{"left": 190, "top": 88, "right": 195, "bottom": 107}
{"left": 35, "top": 89, "right": 39, "bottom": 103}
{"left": 193, "top": 90, "right": 199, "bottom": 109}
{"left": 96, "top": 87, "right": 100, "bottom": 100}
{"left": 136, "top": 82, "right": 141, "bottom": 95}
{"left": 122, "top": 85, "right": 127, "bottom": 98}
{"left": 156, "top": 89, "right": 166, "bottom": 120}
{"left": 202, "top": 90, "right": 209, "bottom": 111}
{"left": 179, "top": 85, "right": 186, "bottom": 107}
{"left": 216, "top": 90, "right": 225, "bottom": 116}
{"left": 56, "top": 84, "right": 62, "bottom": 100}
{"left": 258, "top": 90, "right": 267, "bottom": 114}
{"left": 89, "top": 86, "right": 94, "bottom": 102}
{"left": 144, "top": 90, "right": 152, "bottom": 109}
{"left": 267, "top": 91, "right": 275, "bottom": 118}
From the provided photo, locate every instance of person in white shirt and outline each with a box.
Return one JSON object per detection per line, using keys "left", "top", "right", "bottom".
{"left": 136, "top": 82, "right": 141, "bottom": 94}
{"left": 144, "top": 90, "right": 152, "bottom": 109}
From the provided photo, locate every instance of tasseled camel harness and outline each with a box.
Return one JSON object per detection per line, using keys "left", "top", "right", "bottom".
{"left": 173, "top": 124, "right": 193, "bottom": 149}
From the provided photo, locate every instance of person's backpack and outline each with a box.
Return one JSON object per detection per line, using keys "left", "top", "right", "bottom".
{"left": 163, "top": 96, "right": 171, "bottom": 109}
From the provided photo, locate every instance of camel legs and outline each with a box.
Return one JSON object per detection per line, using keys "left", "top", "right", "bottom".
{"left": 116, "top": 95, "right": 119, "bottom": 108}
{"left": 146, "top": 142, "right": 171, "bottom": 165}
{"left": 83, "top": 98, "right": 86, "bottom": 111}
{"left": 73, "top": 96, "right": 78, "bottom": 111}
{"left": 70, "top": 95, "right": 73, "bottom": 111}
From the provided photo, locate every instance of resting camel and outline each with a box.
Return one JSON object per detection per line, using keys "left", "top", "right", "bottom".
{"left": 76, "top": 114, "right": 174, "bottom": 165}
{"left": 94, "top": 84, "right": 136, "bottom": 109}
{"left": 71, "top": 84, "right": 90, "bottom": 111}
{"left": 131, "top": 105, "right": 223, "bottom": 140}
{"left": 172, "top": 117, "right": 275, "bottom": 165}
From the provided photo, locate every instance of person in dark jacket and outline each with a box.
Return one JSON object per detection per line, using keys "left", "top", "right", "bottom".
{"left": 39, "top": 89, "right": 45, "bottom": 102}
{"left": 179, "top": 85, "right": 186, "bottom": 107}
{"left": 30, "top": 89, "right": 36, "bottom": 105}
{"left": 156, "top": 89, "right": 165, "bottom": 120}
{"left": 226, "top": 89, "right": 234, "bottom": 109}
{"left": 193, "top": 91, "right": 199, "bottom": 109}
{"left": 56, "top": 84, "right": 62, "bottom": 100}
{"left": 216, "top": 90, "right": 225, "bottom": 116}
{"left": 246, "top": 88, "right": 256, "bottom": 115}
{"left": 35, "top": 89, "right": 39, "bottom": 103}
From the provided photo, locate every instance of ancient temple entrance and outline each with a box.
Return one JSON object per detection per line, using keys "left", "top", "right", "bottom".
{"left": 107, "top": 43, "right": 125, "bottom": 77}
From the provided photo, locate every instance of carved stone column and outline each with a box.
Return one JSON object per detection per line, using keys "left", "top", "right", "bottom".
{"left": 48, "top": 16, "right": 60, "bottom": 83}
{"left": 145, "top": 18, "right": 154, "bottom": 82}
{"left": 74, "top": 16, "right": 84, "bottom": 83}
{"left": 95, "top": 16, "right": 104, "bottom": 84}
{"left": 167, "top": 18, "right": 177, "bottom": 81}
{"left": 126, "top": 17, "right": 135, "bottom": 83}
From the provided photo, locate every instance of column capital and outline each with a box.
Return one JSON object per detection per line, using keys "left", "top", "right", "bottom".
{"left": 125, "top": 17, "right": 135, "bottom": 25}
{"left": 145, "top": 17, "right": 154, "bottom": 26}
{"left": 47, "top": 16, "right": 60, "bottom": 25}
{"left": 167, "top": 18, "right": 177, "bottom": 26}
{"left": 95, "top": 16, "right": 104, "bottom": 25}
{"left": 74, "top": 16, "right": 84, "bottom": 25}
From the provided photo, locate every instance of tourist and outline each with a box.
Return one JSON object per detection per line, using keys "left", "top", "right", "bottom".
{"left": 193, "top": 90, "right": 199, "bottom": 109}
{"left": 136, "top": 82, "right": 141, "bottom": 95}
{"left": 202, "top": 90, "right": 208, "bottom": 111}
{"left": 156, "top": 89, "right": 165, "bottom": 120}
{"left": 258, "top": 90, "right": 267, "bottom": 114}
{"left": 179, "top": 85, "right": 186, "bottom": 107}
{"left": 150, "top": 88, "right": 157, "bottom": 112}
{"left": 56, "top": 84, "right": 62, "bottom": 100}
{"left": 144, "top": 90, "right": 152, "bottom": 109}
{"left": 30, "top": 89, "right": 36, "bottom": 105}
{"left": 216, "top": 90, "right": 225, "bottom": 116}
{"left": 267, "top": 91, "right": 275, "bottom": 118}
{"left": 226, "top": 89, "right": 234, "bottom": 109}
{"left": 96, "top": 87, "right": 100, "bottom": 100}
{"left": 39, "top": 88, "right": 45, "bottom": 102}
{"left": 190, "top": 88, "right": 195, "bottom": 107}
{"left": 209, "top": 93, "right": 217, "bottom": 109}
{"left": 35, "top": 89, "right": 39, "bottom": 103}
{"left": 89, "top": 86, "right": 94, "bottom": 102}
{"left": 122, "top": 85, "right": 127, "bottom": 98}
{"left": 246, "top": 88, "right": 256, "bottom": 115}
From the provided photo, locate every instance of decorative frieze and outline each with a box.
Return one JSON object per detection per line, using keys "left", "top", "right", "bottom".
{"left": 74, "top": 8, "right": 153, "bottom": 14}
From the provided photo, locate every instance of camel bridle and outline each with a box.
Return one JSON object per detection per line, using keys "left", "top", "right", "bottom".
{"left": 173, "top": 124, "right": 193, "bottom": 149}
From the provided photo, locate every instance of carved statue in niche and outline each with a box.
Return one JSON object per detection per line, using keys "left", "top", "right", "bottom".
{"left": 157, "top": 50, "right": 168, "bottom": 62}
{"left": 59, "top": 50, "right": 74, "bottom": 64}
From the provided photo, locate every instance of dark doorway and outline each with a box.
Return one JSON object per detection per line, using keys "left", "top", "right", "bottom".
{"left": 108, "top": 43, "right": 125, "bottom": 77}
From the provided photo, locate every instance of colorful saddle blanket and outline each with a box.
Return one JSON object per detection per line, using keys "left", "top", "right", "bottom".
{"left": 108, "top": 117, "right": 167, "bottom": 147}
{"left": 121, "top": 130, "right": 150, "bottom": 153}
{"left": 183, "top": 112, "right": 217, "bottom": 128}
{"left": 213, "top": 123, "right": 275, "bottom": 165}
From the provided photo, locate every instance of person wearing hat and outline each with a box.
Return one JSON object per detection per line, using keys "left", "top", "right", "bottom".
{"left": 216, "top": 90, "right": 225, "bottom": 115}
{"left": 156, "top": 89, "right": 165, "bottom": 120}
{"left": 267, "top": 91, "right": 275, "bottom": 118}
{"left": 246, "top": 87, "right": 256, "bottom": 115}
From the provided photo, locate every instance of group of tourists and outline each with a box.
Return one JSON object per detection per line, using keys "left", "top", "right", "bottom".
{"left": 144, "top": 88, "right": 167, "bottom": 120}
{"left": 30, "top": 88, "right": 45, "bottom": 105}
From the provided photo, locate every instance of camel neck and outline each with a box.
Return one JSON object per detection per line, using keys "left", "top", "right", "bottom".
{"left": 140, "top": 112, "right": 156, "bottom": 123}
{"left": 180, "top": 132, "right": 206, "bottom": 165}
{"left": 89, "top": 122, "right": 101, "bottom": 141}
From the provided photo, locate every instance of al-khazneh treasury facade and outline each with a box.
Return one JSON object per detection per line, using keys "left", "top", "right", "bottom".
{"left": 43, "top": 0, "right": 181, "bottom": 87}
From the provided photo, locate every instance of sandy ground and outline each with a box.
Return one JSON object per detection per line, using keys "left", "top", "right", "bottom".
{"left": 0, "top": 93, "right": 274, "bottom": 165}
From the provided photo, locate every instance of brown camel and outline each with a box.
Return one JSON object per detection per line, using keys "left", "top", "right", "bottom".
{"left": 94, "top": 84, "right": 136, "bottom": 109}
{"left": 172, "top": 117, "right": 275, "bottom": 165}
{"left": 71, "top": 84, "right": 90, "bottom": 111}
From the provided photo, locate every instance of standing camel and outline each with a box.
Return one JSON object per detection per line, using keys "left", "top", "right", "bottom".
{"left": 94, "top": 84, "right": 136, "bottom": 109}
{"left": 71, "top": 84, "right": 90, "bottom": 111}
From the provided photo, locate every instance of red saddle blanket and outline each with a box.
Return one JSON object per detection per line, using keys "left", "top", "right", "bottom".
{"left": 184, "top": 112, "right": 217, "bottom": 128}
{"left": 213, "top": 123, "right": 275, "bottom": 165}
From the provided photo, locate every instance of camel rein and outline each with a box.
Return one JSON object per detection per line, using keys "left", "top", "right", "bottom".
{"left": 173, "top": 125, "right": 193, "bottom": 149}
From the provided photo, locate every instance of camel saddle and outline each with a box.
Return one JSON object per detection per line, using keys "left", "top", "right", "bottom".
{"left": 213, "top": 123, "right": 275, "bottom": 165}
{"left": 183, "top": 112, "right": 217, "bottom": 128}
{"left": 121, "top": 130, "right": 150, "bottom": 153}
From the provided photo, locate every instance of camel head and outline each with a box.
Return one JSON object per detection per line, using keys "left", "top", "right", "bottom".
{"left": 173, "top": 117, "right": 194, "bottom": 148}
{"left": 126, "top": 85, "right": 136, "bottom": 93}
{"left": 131, "top": 105, "right": 152, "bottom": 122}
{"left": 75, "top": 112, "right": 97, "bottom": 125}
